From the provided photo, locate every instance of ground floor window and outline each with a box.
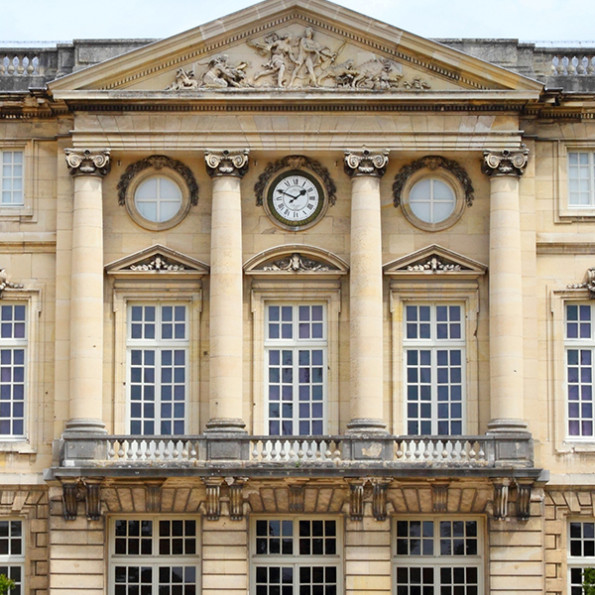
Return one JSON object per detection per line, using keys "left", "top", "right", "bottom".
{"left": 569, "top": 520, "right": 595, "bottom": 594}
{"left": 393, "top": 517, "right": 483, "bottom": 594}
{"left": 0, "top": 519, "right": 24, "bottom": 594}
{"left": 109, "top": 516, "right": 199, "bottom": 595}
{"left": 251, "top": 517, "right": 341, "bottom": 594}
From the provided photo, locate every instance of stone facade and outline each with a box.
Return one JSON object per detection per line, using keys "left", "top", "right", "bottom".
{"left": 1, "top": 0, "right": 595, "bottom": 593}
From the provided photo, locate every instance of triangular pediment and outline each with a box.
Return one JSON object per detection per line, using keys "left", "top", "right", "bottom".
{"left": 384, "top": 245, "right": 487, "bottom": 277}
{"left": 49, "top": 0, "right": 543, "bottom": 98}
{"left": 106, "top": 245, "right": 209, "bottom": 278}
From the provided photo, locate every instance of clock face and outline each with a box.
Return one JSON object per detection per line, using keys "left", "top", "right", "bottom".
{"left": 267, "top": 170, "right": 324, "bottom": 229}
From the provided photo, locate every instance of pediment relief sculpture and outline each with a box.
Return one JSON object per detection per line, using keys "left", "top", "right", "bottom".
{"left": 567, "top": 267, "right": 595, "bottom": 297}
{"left": 164, "top": 27, "right": 431, "bottom": 92}
{"left": 260, "top": 253, "right": 337, "bottom": 272}
{"left": 0, "top": 268, "right": 24, "bottom": 297}
{"left": 406, "top": 256, "right": 465, "bottom": 273}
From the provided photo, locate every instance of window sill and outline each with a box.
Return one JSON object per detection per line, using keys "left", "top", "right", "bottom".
{"left": 559, "top": 440, "right": 595, "bottom": 454}
{"left": 0, "top": 440, "right": 35, "bottom": 454}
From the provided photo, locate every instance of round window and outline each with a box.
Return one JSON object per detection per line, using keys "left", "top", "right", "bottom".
{"left": 134, "top": 176, "right": 183, "bottom": 223}
{"left": 409, "top": 178, "right": 456, "bottom": 224}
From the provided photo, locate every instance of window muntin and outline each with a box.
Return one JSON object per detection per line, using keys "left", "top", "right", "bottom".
{"left": 394, "top": 518, "right": 482, "bottom": 595}
{"left": 569, "top": 520, "right": 595, "bottom": 594}
{"left": 568, "top": 152, "right": 595, "bottom": 208}
{"left": 404, "top": 304, "right": 465, "bottom": 435}
{"left": 134, "top": 176, "right": 183, "bottom": 224}
{"left": 127, "top": 304, "right": 188, "bottom": 435}
{"left": 0, "top": 305, "right": 26, "bottom": 438}
{"left": 409, "top": 178, "right": 456, "bottom": 224}
{"left": 110, "top": 517, "right": 199, "bottom": 595}
{"left": 265, "top": 304, "right": 326, "bottom": 436}
{"left": 1, "top": 151, "right": 23, "bottom": 206}
{"left": 565, "top": 303, "right": 595, "bottom": 438}
{"left": 0, "top": 519, "right": 24, "bottom": 595}
{"left": 252, "top": 517, "right": 340, "bottom": 594}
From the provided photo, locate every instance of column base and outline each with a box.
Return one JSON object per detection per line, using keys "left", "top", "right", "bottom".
{"left": 204, "top": 417, "right": 247, "bottom": 434}
{"left": 346, "top": 418, "right": 387, "bottom": 435}
{"left": 63, "top": 418, "right": 107, "bottom": 437}
{"left": 486, "top": 418, "right": 530, "bottom": 435}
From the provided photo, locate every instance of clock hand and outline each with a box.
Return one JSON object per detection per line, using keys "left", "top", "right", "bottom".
{"left": 287, "top": 188, "right": 307, "bottom": 203}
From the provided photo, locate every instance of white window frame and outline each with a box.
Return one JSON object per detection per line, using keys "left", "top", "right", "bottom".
{"left": 0, "top": 288, "right": 41, "bottom": 452}
{"left": 126, "top": 303, "right": 190, "bottom": 436}
{"left": 250, "top": 516, "right": 342, "bottom": 595}
{"left": 0, "top": 518, "right": 25, "bottom": 595}
{"left": 567, "top": 519, "right": 595, "bottom": 595}
{"left": 389, "top": 279, "right": 481, "bottom": 436}
{"left": 402, "top": 303, "right": 466, "bottom": 435}
{"left": 108, "top": 515, "right": 201, "bottom": 595}
{"left": 392, "top": 516, "right": 484, "bottom": 595}
{"left": 568, "top": 151, "right": 595, "bottom": 209}
{"left": 264, "top": 303, "right": 327, "bottom": 436}
{"left": 112, "top": 284, "right": 202, "bottom": 436}
{"left": 0, "top": 143, "right": 37, "bottom": 222}
{"left": 1, "top": 150, "right": 24, "bottom": 207}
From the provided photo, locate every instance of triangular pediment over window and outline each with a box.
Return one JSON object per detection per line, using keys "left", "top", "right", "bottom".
{"left": 245, "top": 245, "right": 348, "bottom": 278}
{"left": 106, "top": 244, "right": 209, "bottom": 280}
{"left": 48, "top": 0, "right": 543, "bottom": 100}
{"left": 384, "top": 245, "right": 487, "bottom": 279}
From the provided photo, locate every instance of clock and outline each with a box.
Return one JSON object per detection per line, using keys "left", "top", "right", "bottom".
{"left": 266, "top": 169, "right": 325, "bottom": 229}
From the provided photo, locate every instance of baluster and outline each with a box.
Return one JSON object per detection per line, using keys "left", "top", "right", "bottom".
{"left": 7, "top": 57, "right": 15, "bottom": 75}
{"left": 588, "top": 57, "right": 595, "bottom": 75}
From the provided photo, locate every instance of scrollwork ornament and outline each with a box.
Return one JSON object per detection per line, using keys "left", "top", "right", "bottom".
{"left": 65, "top": 149, "right": 111, "bottom": 177}
{"left": 481, "top": 148, "right": 529, "bottom": 177}
{"left": 392, "top": 155, "right": 475, "bottom": 207}
{"left": 344, "top": 149, "right": 389, "bottom": 178}
{"left": 254, "top": 155, "right": 336, "bottom": 206}
{"left": 117, "top": 155, "right": 199, "bottom": 206}
{"left": 205, "top": 149, "right": 249, "bottom": 178}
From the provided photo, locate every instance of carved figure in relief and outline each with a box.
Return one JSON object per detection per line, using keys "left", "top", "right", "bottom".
{"left": 202, "top": 54, "right": 248, "bottom": 88}
{"left": 289, "top": 27, "right": 336, "bottom": 86}
{"left": 350, "top": 58, "right": 403, "bottom": 89}
{"left": 165, "top": 68, "right": 199, "bottom": 90}
{"left": 250, "top": 33, "right": 294, "bottom": 87}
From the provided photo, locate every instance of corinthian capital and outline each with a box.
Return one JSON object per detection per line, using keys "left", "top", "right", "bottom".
{"left": 482, "top": 148, "right": 529, "bottom": 177}
{"left": 205, "top": 149, "right": 249, "bottom": 178}
{"left": 65, "top": 149, "right": 111, "bottom": 177}
{"left": 344, "top": 149, "right": 389, "bottom": 178}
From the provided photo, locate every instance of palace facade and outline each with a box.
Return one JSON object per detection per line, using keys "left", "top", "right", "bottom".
{"left": 0, "top": 0, "right": 594, "bottom": 592}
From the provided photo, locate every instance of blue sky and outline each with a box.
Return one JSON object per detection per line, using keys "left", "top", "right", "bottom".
{"left": 1, "top": 0, "right": 594, "bottom": 45}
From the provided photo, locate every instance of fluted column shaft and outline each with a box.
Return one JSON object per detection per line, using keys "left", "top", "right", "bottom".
{"left": 483, "top": 149, "right": 529, "bottom": 433}
{"left": 345, "top": 150, "right": 389, "bottom": 433}
{"left": 64, "top": 149, "right": 110, "bottom": 434}
{"left": 205, "top": 150, "right": 249, "bottom": 433}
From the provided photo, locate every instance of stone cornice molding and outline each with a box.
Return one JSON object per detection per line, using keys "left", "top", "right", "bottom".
{"left": 392, "top": 155, "right": 474, "bottom": 208}
{"left": 344, "top": 149, "right": 389, "bottom": 178}
{"left": 117, "top": 154, "right": 199, "bottom": 206}
{"left": 205, "top": 149, "right": 249, "bottom": 178}
{"left": 65, "top": 148, "right": 111, "bottom": 177}
{"left": 481, "top": 148, "right": 529, "bottom": 177}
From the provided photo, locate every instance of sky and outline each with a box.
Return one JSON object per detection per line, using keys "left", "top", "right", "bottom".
{"left": 1, "top": 0, "right": 595, "bottom": 46}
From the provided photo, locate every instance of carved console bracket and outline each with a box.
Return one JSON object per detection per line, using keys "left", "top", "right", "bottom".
{"left": 254, "top": 154, "right": 336, "bottom": 206}
{"left": 288, "top": 482, "right": 307, "bottom": 513}
{"left": 61, "top": 480, "right": 102, "bottom": 521}
{"left": 392, "top": 155, "right": 474, "bottom": 207}
{"left": 203, "top": 477, "right": 247, "bottom": 521}
{"left": 145, "top": 482, "right": 163, "bottom": 513}
{"left": 481, "top": 148, "right": 529, "bottom": 177}
{"left": 344, "top": 149, "right": 389, "bottom": 178}
{"left": 492, "top": 479, "right": 532, "bottom": 520}
{"left": 65, "top": 149, "right": 111, "bottom": 177}
{"left": 205, "top": 149, "right": 249, "bottom": 178}
{"left": 117, "top": 154, "right": 199, "bottom": 206}
{"left": 204, "top": 478, "right": 223, "bottom": 521}
{"left": 226, "top": 477, "right": 247, "bottom": 521}
{"left": 348, "top": 479, "right": 388, "bottom": 521}
{"left": 432, "top": 483, "right": 450, "bottom": 513}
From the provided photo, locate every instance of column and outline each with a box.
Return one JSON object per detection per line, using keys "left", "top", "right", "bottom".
{"left": 205, "top": 150, "right": 249, "bottom": 433}
{"left": 344, "top": 149, "right": 389, "bottom": 433}
{"left": 482, "top": 148, "right": 529, "bottom": 433}
{"left": 64, "top": 149, "right": 110, "bottom": 434}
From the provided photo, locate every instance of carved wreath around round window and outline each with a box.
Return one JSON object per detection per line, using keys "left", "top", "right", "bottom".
{"left": 118, "top": 155, "right": 198, "bottom": 231}
{"left": 393, "top": 156, "right": 474, "bottom": 232}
